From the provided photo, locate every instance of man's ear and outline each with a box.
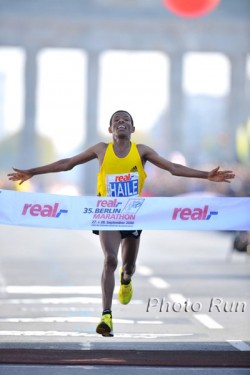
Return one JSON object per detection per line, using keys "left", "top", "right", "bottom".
{"left": 131, "top": 126, "right": 135, "bottom": 133}
{"left": 108, "top": 126, "right": 113, "bottom": 134}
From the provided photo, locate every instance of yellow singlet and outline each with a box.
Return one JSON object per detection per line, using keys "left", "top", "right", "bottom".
{"left": 97, "top": 142, "right": 147, "bottom": 197}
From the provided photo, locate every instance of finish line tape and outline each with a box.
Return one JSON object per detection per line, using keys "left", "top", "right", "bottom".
{"left": 0, "top": 189, "right": 249, "bottom": 231}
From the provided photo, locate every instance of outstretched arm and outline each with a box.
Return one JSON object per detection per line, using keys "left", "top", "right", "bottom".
{"left": 8, "top": 143, "right": 103, "bottom": 185}
{"left": 139, "top": 145, "right": 235, "bottom": 183}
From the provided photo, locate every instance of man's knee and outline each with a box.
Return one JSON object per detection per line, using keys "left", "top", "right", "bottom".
{"left": 104, "top": 254, "right": 118, "bottom": 271}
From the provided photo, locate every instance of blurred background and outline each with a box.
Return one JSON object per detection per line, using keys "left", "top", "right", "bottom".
{"left": 0, "top": 2, "right": 249, "bottom": 347}
{"left": 0, "top": 0, "right": 249, "bottom": 197}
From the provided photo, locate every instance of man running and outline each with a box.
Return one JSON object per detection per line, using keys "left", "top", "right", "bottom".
{"left": 8, "top": 110, "right": 235, "bottom": 336}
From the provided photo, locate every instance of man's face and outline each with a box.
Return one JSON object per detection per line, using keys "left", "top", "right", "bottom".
{"left": 109, "top": 111, "right": 135, "bottom": 139}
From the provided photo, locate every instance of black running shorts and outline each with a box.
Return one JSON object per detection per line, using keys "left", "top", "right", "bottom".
{"left": 92, "top": 230, "right": 142, "bottom": 239}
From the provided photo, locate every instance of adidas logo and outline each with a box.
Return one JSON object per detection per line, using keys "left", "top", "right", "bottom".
{"left": 130, "top": 165, "right": 138, "bottom": 172}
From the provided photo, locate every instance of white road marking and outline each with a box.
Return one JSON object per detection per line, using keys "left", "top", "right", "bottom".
{"left": 0, "top": 297, "right": 143, "bottom": 305}
{"left": 227, "top": 340, "right": 250, "bottom": 351}
{"left": 5, "top": 285, "right": 106, "bottom": 295}
{"left": 0, "top": 273, "right": 6, "bottom": 294}
{"left": 0, "top": 331, "right": 193, "bottom": 338}
{"left": 80, "top": 341, "right": 92, "bottom": 350}
{"left": 0, "top": 317, "right": 125, "bottom": 324}
{"left": 136, "top": 320, "right": 163, "bottom": 325}
{"left": 149, "top": 277, "right": 169, "bottom": 289}
{"left": 169, "top": 293, "right": 224, "bottom": 330}
{"left": 136, "top": 265, "right": 153, "bottom": 276}
{"left": 194, "top": 314, "right": 223, "bottom": 329}
{"left": 21, "top": 306, "right": 95, "bottom": 313}
{"left": 0, "top": 316, "right": 163, "bottom": 325}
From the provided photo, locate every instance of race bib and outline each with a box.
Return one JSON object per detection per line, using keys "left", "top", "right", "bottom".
{"left": 106, "top": 172, "right": 139, "bottom": 197}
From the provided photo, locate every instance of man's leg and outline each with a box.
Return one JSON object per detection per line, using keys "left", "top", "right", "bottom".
{"left": 121, "top": 236, "right": 140, "bottom": 282}
{"left": 99, "top": 230, "right": 121, "bottom": 310}
{"left": 117, "top": 235, "right": 140, "bottom": 305}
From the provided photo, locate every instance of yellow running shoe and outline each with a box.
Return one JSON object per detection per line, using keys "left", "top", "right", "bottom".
{"left": 96, "top": 314, "right": 113, "bottom": 337}
{"left": 118, "top": 267, "right": 133, "bottom": 305}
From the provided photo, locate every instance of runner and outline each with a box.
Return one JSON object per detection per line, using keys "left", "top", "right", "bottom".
{"left": 8, "top": 110, "right": 235, "bottom": 336}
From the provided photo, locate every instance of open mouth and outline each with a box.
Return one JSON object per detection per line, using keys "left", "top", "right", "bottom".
{"left": 117, "top": 125, "right": 126, "bottom": 130}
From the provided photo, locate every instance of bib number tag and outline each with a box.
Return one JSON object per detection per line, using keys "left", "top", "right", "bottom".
{"left": 106, "top": 172, "right": 139, "bottom": 197}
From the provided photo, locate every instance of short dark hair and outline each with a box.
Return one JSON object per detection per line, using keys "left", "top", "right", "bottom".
{"left": 109, "top": 110, "right": 134, "bottom": 126}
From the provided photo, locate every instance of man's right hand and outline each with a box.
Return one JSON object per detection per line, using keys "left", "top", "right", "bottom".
{"left": 8, "top": 168, "right": 33, "bottom": 185}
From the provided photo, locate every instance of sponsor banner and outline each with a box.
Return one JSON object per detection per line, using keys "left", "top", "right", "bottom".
{"left": 0, "top": 189, "right": 249, "bottom": 231}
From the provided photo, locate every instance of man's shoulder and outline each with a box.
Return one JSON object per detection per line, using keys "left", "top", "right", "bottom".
{"left": 91, "top": 142, "right": 109, "bottom": 159}
{"left": 97, "top": 141, "right": 109, "bottom": 146}
{"left": 136, "top": 143, "right": 151, "bottom": 154}
{"left": 93, "top": 142, "right": 109, "bottom": 150}
{"left": 136, "top": 144, "right": 158, "bottom": 162}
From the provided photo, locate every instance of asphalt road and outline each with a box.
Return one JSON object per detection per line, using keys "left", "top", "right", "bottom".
{"left": 0, "top": 225, "right": 249, "bottom": 373}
